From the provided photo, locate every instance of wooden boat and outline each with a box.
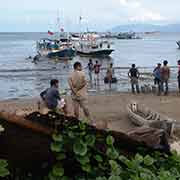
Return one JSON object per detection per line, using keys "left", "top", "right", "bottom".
{"left": 127, "top": 102, "right": 176, "bottom": 136}
{"left": 0, "top": 109, "right": 170, "bottom": 171}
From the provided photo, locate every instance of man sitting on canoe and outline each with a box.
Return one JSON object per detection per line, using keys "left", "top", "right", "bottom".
{"left": 40, "top": 79, "right": 67, "bottom": 115}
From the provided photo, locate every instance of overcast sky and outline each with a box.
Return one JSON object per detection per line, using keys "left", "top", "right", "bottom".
{"left": 0, "top": 0, "right": 180, "bottom": 32}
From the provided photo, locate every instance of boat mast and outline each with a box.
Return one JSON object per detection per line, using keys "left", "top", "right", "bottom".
{"left": 57, "top": 9, "right": 61, "bottom": 39}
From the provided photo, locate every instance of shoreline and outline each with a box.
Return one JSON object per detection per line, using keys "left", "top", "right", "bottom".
{"left": 0, "top": 92, "right": 180, "bottom": 133}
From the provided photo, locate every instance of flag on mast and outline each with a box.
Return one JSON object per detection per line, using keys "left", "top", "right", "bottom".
{"left": 48, "top": 30, "right": 54, "bottom": 35}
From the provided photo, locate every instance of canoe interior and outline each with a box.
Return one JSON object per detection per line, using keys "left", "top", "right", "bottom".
{"left": 0, "top": 117, "right": 53, "bottom": 170}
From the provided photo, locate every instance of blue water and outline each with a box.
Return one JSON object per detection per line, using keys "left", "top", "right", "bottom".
{"left": 0, "top": 32, "right": 180, "bottom": 100}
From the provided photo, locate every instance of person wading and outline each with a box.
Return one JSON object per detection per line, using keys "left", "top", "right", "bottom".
{"left": 161, "top": 60, "right": 170, "bottom": 95}
{"left": 128, "top": 64, "right": 140, "bottom": 94}
{"left": 94, "top": 61, "right": 101, "bottom": 86}
{"left": 106, "top": 63, "right": 114, "bottom": 89}
{"left": 153, "top": 63, "right": 162, "bottom": 95}
{"left": 177, "top": 60, "right": 180, "bottom": 93}
{"left": 68, "top": 62, "right": 92, "bottom": 123}
{"left": 87, "top": 59, "right": 94, "bottom": 83}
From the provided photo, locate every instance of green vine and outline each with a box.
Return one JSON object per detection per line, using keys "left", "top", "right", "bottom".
{"left": 49, "top": 120, "right": 180, "bottom": 180}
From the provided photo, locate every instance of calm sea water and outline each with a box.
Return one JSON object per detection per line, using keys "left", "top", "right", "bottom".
{"left": 0, "top": 32, "right": 180, "bottom": 100}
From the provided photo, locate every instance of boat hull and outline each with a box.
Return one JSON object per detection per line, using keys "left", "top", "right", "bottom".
{"left": 77, "top": 49, "right": 114, "bottom": 57}
{"left": 47, "top": 48, "right": 76, "bottom": 59}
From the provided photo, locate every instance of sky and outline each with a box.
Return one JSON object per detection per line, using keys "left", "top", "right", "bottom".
{"left": 0, "top": 0, "right": 180, "bottom": 32}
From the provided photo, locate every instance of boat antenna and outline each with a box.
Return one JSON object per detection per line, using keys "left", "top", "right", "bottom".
{"left": 79, "top": 16, "right": 82, "bottom": 35}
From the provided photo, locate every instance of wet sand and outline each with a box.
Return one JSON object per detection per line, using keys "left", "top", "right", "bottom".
{"left": 0, "top": 92, "right": 180, "bottom": 133}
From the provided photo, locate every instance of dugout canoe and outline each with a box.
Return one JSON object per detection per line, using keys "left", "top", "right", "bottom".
{"left": 0, "top": 110, "right": 170, "bottom": 170}
{"left": 127, "top": 102, "right": 176, "bottom": 136}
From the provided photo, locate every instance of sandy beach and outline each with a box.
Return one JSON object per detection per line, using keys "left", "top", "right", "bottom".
{"left": 0, "top": 92, "right": 180, "bottom": 134}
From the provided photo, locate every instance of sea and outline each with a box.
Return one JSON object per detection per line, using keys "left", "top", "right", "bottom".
{"left": 0, "top": 32, "right": 180, "bottom": 100}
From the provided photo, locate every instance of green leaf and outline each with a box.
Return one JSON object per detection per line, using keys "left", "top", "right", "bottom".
{"left": 0, "top": 160, "right": 8, "bottom": 168}
{"left": 108, "top": 175, "right": 122, "bottom": 180}
{"left": 96, "top": 177, "right": 107, "bottom": 180}
{"left": 61, "top": 176, "right": 69, "bottom": 180}
{"left": 82, "top": 164, "right": 91, "bottom": 173}
{"left": 56, "top": 153, "right": 66, "bottom": 161}
{"left": 94, "top": 155, "right": 103, "bottom": 162}
{"left": 0, "top": 167, "right": 9, "bottom": 177}
{"left": 50, "top": 142, "right": 62, "bottom": 153}
{"left": 109, "top": 160, "right": 122, "bottom": 176}
{"left": 85, "top": 134, "right": 96, "bottom": 146}
{"left": 109, "top": 160, "right": 118, "bottom": 170}
{"left": 52, "top": 134, "right": 63, "bottom": 142}
{"left": 77, "top": 156, "right": 90, "bottom": 165}
{"left": 106, "top": 135, "right": 114, "bottom": 146}
{"left": 73, "top": 141, "right": 87, "bottom": 156}
{"left": 106, "top": 147, "right": 119, "bottom": 159}
{"left": 52, "top": 164, "right": 64, "bottom": 177}
{"left": 140, "top": 172, "right": 153, "bottom": 180}
{"left": 118, "top": 155, "right": 129, "bottom": 164}
{"left": 48, "top": 172, "right": 57, "bottom": 180}
{"left": 79, "top": 122, "right": 86, "bottom": 130}
{"left": 68, "top": 131, "right": 75, "bottom": 138}
{"left": 135, "top": 153, "right": 144, "bottom": 164}
{"left": 144, "top": 155, "right": 154, "bottom": 166}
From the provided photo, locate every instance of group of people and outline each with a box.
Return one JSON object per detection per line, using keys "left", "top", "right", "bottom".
{"left": 87, "top": 59, "right": 101, "bottom": 85}
{"left": 153, "top": 60, "right": 170, "bottom": 95}
{"left": 40, "top": 62, "right": 93, "bottom": 124}
{"left": 127, "top": 61, "right": 171, "bottom": 95}
{"left": 87, "top": 59, "right": 115, "bottom": 88}
{"left": 39, "top": 59, "right": 180, "bottom": 123}
{"left": 128, "top": 60, "right": 180, "bottom": 96}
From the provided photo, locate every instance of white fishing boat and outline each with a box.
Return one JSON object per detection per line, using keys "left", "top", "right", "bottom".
{"left": 75, "top": 34, "right": 114, "bottom": 57}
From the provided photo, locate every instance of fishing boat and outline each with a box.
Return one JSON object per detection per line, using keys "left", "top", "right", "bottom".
{"left": 126, "top": 102, "right": 176, "bottom": 136}
{"left": 177, "top": 41, "right": 180, "bottom": 48}
{"left": 116, "top": 32, "right": 136, "bottom": 39}
{"left": 36, "top": 38, "right": 76, "bottom": 59}
{"left": 75, "top": 34, "right": 114, "bottom": 57}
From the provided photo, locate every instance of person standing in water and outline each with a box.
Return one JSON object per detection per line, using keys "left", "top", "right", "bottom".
{"left": 68, "top": 62, "right": 92, "bottom": 123}
{"left": 94, "top": 61, "right": 101, "bottom": 86}
{"left": 128, "top": 64, "right": 140, "bottom": 94}
{"left": 87, "top": 59, "right": 94, "bottom": 83}
{"left": 153, "top": 63, "right": 162, "bottom": 95}
{"left": 161, "top": 60, "right": 170, "bottom": 95}
{"left": 106, "top": 63, "right": 114, "bottom": 89}
{"left": 177, "top": 60, "right": 180, "bottom": 93}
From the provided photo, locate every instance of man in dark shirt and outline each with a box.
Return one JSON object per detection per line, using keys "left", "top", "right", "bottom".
{"left": 40, "top": 79, "right": 61, "bottom": 110}
{"left": 128, "top": 64, "right": 140, "bottom": 94}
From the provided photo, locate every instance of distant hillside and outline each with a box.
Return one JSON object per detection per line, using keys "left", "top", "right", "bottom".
{"left": 111, "top": 24, "right": 180, "bottom": 32}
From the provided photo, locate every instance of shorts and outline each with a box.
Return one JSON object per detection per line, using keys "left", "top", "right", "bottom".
{"left": 130, "top": 77, "right": 138, "bottom": 85}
